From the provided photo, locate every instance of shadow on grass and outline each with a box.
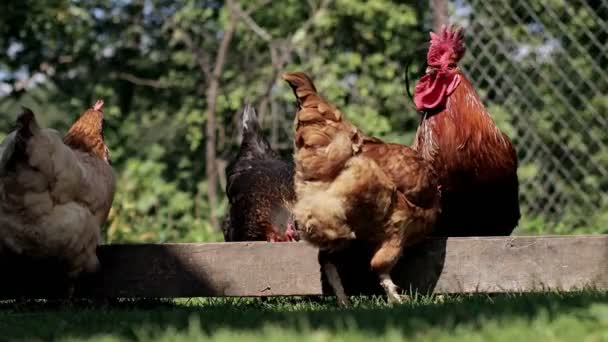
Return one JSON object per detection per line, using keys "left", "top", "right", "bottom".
{"left": 326, "top": 238, "right": 448, "bottom": 296}
{"left": 1, "top": 291, "right": 607, "bottom": 340}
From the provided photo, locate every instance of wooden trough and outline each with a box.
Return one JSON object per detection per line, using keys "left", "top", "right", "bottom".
{"left": 1, "top": 235, "right": 607, "bottom": 299}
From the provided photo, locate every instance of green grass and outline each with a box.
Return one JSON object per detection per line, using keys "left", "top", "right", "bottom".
{"left": 1, "top": 292, "right": 607, "bottom": 341}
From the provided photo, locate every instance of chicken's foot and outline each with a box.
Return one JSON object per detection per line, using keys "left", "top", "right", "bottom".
{"left": 379, "top": 273, "right": 403, "bottom": 305}
{"left": 371, "top": 234, "right": 406, "bottom": 305}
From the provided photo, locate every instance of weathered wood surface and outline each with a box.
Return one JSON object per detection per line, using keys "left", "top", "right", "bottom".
{"left": 1, "top": 235, "right": 607, "bottom": 299}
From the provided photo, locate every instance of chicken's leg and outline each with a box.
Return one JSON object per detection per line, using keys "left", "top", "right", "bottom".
{"left": 370, "top": 234, "right": 405, "bottom": 305}
{"left": 322, "top": 259, "right": 350, "bottom": 307}
{"left": 379, "top": 273, "right": 401, "bottom": 304}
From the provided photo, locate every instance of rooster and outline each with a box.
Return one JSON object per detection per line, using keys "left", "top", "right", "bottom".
{"left": 0, "top": 101, "right": 116, "bottom": 280}
{"left": 283, "top": 72, "right": 440, "bottom": 306}
{"left": 413, "top": 25, "right": 520, "bottom": 237}
{"left": 222, "top": 105, "right": 298, "bottom": 242}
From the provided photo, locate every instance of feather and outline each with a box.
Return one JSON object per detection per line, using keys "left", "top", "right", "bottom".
{"left": 0, "top": 131, "right": 17, "bottom": 173}
{"left": 0, "top": 102, "right": 116, "bottom": 279}
{"left": 413, "top": 26, "right": 520, "bottom": 237}
{"left": 283, "top": 71, "right": 440, "bottom": 306}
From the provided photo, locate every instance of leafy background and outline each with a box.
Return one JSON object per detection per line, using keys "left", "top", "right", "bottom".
{"left": 0, "top": 0, "right": 605, "bottom": 243}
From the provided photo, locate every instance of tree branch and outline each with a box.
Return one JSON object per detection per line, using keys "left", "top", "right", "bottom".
{"left": 235, "top": 0, "right": 329, "bottom": 126}
{"left": 175, "top": 28, "right": 212, "bottom": 78}
{"left": 289, "top": 0, "right": 330, "bottom": 45}
{"left": 229, "top": 1, "right": 272, "bottom": 42}
{"left": 246, "top": 0, "right": 273, "bottom": 15}
{"left": 111, "top": 72, "right": 172, "bottom": 89}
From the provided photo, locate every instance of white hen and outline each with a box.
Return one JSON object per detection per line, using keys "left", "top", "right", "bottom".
{"left": 0, "top": 101, "right": 116, "bottom": 277}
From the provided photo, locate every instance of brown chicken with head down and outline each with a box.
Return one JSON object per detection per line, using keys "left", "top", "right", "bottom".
{"left": 413, "top": 25, "right": 520, "bottom": 237}
{"left": 0, "top": 100, "right": 116, "bottom": 280}
{"left": 283, "top": 72, "right": 440, "bottom": 306}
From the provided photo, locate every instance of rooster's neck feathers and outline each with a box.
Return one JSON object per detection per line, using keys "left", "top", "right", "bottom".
{"left": 418, "top": 74, "right": 511, "bottom": 164}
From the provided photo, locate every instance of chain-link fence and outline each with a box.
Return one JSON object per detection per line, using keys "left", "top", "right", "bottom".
{"left": 444, "top": 0, "right": 608, "bottom": 233}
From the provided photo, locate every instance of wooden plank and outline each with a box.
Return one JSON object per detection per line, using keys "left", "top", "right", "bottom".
{"left": 398, "top": 235, "right": 608, "bottom": 293}
{"left": 0, "top": 235, "right": 607, "bottom": 299}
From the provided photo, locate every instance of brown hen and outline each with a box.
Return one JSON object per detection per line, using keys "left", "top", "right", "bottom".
{"left": 283, "top": 72, "right": 440, "bottom": 305}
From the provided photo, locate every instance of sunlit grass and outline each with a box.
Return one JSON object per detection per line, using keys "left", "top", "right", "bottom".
{"left": 1, "top": 292, "right": 607, "bottom": 341}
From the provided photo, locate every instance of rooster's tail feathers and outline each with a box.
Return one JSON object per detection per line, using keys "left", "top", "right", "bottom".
{"left": 282, "top": 72, "right": 343, "bottom": 123}
{"left": 237, "top": 104, "right": 276, "bottom": 159}
{"left": 0, "top": 108, "right": 40, "bottom": 172}
{"left": 241, "top": 104, "right": 260, "bottom": 134}
{"left": 282, "top": 72, "right": 318, "bottom": 106}
{"left": 16, "top": 107, "right": 40, "bottom": 138}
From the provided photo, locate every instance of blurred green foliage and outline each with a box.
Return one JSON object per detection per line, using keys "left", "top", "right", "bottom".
{"left": 0, "top": 0, "right": 605, "bottom": 242}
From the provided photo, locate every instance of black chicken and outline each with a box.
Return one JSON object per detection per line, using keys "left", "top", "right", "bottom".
{"left": 222, "top": 105, "right": 298, "bottom": 242}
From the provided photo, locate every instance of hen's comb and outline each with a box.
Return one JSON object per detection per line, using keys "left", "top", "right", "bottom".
{"left": 427, "top": 25, "right": 466, "bottom": 67}
{"left": 92, "top": 100, "right": 104, "bottom": 112}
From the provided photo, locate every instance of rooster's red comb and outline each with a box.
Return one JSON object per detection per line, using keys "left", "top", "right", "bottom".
{"left": 93, "top": 100, "right": 104, "bottom": 112}
{"left": 427, "top": 25, "right": 466, "bottom": 67}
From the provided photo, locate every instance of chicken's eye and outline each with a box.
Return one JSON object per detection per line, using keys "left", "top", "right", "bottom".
{"left": 447, "top": 63, "right": 457, "bottom": 69}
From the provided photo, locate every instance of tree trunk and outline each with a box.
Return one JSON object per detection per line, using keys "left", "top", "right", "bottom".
{"left": 205, "top": 12, "right": 237, "bottom": 230}
{"left": 431, "top": 0, "right": 447, "bottom": 32}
